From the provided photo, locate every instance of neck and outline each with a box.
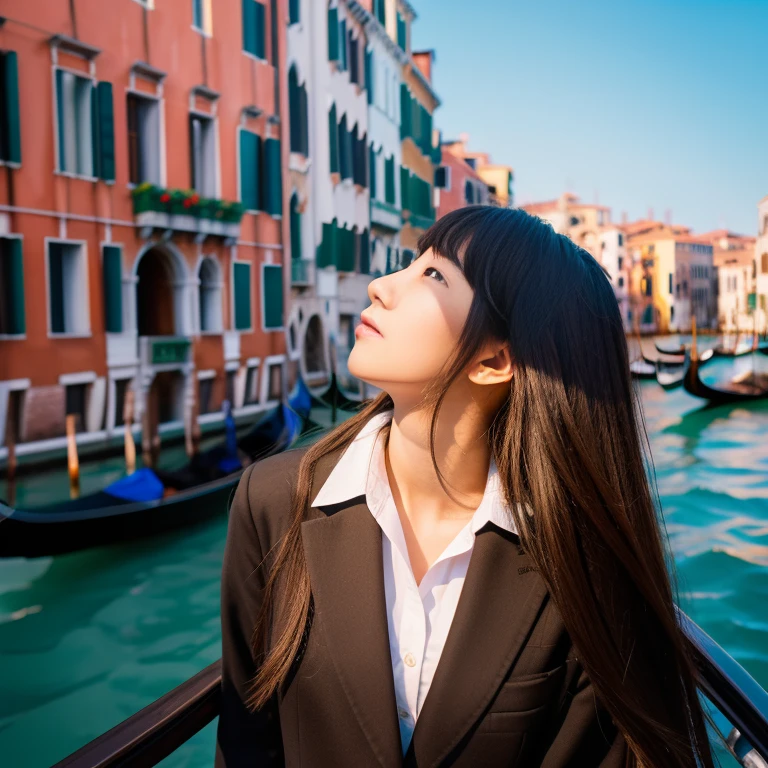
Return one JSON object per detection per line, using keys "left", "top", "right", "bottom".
{"left": 385, "top": 389, "right": 495, "bottom": 525}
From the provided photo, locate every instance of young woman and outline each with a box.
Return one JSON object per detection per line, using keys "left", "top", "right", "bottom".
{"left": 216, "top": 206, "right": 716, "bottom": 767}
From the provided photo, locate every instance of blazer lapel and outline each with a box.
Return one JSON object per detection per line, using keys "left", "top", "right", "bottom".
{"left": 405, "top": 524, "right": 550, "bottom": 768}
{"left": 300, "top": 449, "right": 403, "bottom": 768}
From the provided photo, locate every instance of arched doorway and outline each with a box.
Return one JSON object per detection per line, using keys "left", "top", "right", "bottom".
{"left": 304, "top": 314, "right": 327, "bottom": 379}
{"left": 135, "top": 244, "right": 190, "bottom": 337}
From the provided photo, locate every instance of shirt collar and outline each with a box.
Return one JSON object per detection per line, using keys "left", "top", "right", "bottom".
{"left": 311, "top": 409, "right": 518, "bottom": 537}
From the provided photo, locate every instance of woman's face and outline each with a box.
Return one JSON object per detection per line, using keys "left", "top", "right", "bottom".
{"left": 347, "top": 248, "right": 474, "bottom": 393}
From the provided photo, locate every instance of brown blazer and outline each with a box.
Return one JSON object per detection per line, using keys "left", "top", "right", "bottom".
{"left": 215, "top": 444, "right": 628, "bottom": 767}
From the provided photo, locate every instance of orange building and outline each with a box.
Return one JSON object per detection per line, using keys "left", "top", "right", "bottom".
{"left": 0, "top": 0, "right": 291, "bottom": 464}
{"left": 435, "top": 134, "right": 491, "bottom": 217}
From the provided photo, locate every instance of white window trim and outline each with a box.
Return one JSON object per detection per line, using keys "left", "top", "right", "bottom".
{"left": 231, "top": 258, "right": 253, "bottom": 333}
{"left": 189, "top": 109, "right": 221, "bottom": 199}
{"left": 261, "top": 262, "right": 285, "bottom": 332}
{"left": 52, "top": 66, "right": 98, "bottom": 181}
{"left": 197, "top": 369, "right": 216, "bottom": 380}
{"left": 125, "top": 88, "right": 167, "bottom": 189}
{"left": 44, "top": 237, "right": 92, "bottom": 338}
{"left": 59, "top": 371, "right": 98, "bottom": 386}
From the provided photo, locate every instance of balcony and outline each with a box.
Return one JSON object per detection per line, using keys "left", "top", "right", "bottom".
{"left": 131, "top": 184, "right": 245, "bottom": 240}
{"left": 139, "top": 336, "right": 192, "bottom": 369}
{"left": 291, "top": 258, "right": 315, "bottom": 286}
{"left": 370, "top": 199, "right": 402, "bottom": 232}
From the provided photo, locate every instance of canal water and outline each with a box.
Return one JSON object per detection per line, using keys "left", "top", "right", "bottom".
{"left": 2, "top": 352, "right": 768, "bottom": 766}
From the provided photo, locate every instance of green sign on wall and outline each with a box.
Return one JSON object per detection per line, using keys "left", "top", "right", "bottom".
{"left": 152, "top": 338, "right": 191, "bottom": 365}
{"left": 748, "top": 293, "right": 757, "bottom": 311}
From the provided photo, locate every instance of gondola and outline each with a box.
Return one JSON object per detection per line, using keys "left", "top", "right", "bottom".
{"left": 683, "top": 352, "right": 768, "bottom": 405}
{"left": 630, "top": 359, "right": 656, "bottom": 380}
{"left": 52, "top": 611, "right": 768, "bottom": 768}
{"left": 655, "top": 349, "right": 713, "bottom": 391}
{"left": 0, "top": 382, "right": 311, "bottom": 559}
{"left": 309, "top": 370, "right": 365, "bottom": 412}
{"left": 713, "top": 340, "right": 768, "bottom": 358}
{"left": 655, "top": 341, "right": 687, "bottom": 356}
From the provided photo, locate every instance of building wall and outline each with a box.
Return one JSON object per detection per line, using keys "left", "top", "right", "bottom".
{"left": 0, "top": 0, "right": 290, "bottom": 454}
{"left": 754, "top": 197, "right": 768, "bottom": 332}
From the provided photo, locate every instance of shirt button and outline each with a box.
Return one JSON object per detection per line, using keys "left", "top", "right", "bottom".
{"left": 398, "top": 708, "right": 411, "bottom": 720}
{"left": 404, "top": 652, "right": 416, "bottom": 667}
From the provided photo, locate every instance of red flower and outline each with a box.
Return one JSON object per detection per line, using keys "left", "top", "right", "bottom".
{"left": 183, "top": 198, "right": 193, "bottom": 208}
{"left": 159, "top": 193, "right": 171, "bottom": 203}
{"left": 190, "top": 194, "right": 200, "bottom": 205}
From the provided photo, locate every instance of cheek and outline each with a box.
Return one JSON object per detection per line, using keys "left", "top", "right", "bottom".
{"left": 348, "top": 301, "right": 459, "bottom": 383}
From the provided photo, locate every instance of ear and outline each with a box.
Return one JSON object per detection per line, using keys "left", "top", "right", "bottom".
{"left": 467, "top": 342, "right": 514, "bottom": 386}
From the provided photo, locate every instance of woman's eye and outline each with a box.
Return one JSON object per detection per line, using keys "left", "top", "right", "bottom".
{"left": 423, "top": 266, "right": 445, "bottom": 283}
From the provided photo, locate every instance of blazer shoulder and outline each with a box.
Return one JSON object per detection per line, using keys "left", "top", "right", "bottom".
{"left": 236, "top": 445, "right": 312, "bottom": 553}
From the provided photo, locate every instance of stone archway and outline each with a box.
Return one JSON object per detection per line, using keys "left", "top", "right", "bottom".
{"left": 134, "top": 243, "right": 192, "bottom": 337}
{"left": 303, "top": 314, "right": 327, "bottom": 378}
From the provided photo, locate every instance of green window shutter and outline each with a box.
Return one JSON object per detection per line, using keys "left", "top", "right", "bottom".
{"left": 328, "top": 7, "right": 339, "bottom": 62}
{"left": 1, "top": 52, "right": 22, "bottom": 164}
{"left": 263, "top": 264, "right": 283, "bottom": 329}
{"left": 289, "top": 0, "right": 299, "bottom": 24}
{"left": 233, "top": 262, "right": 252, "bottom": 330}
{"left": 102, "top": 245, "right": 123, "bottom": 333}
{"left": 263, "top": 138, "right": 282, "bottom": 216}
{"left": 339, "top": 20, "right": 347, "bottom": 71}
{"left": 400, "top": 166, "right": 409, "bottom": 211}
{"left": 193, "top": 0, "right": 203, "bottom": 29}
{"left": 317, "top": 220, "right": 337, "bottom": 268}
{"left": 328, "top": 103, "right": 339, "bottom": 173}
{"left": 55, "top": 69, "right": 66, "bottom": 171}
{"left": 359, "top": 229, "right": 370, "bottom": 275}
{"left": 239, "top": 130, "right": 261, "bottom": 211}
{"left": 365, "top": 49, "right": 373, "bottom": 105}
{"left": 95, "top": 82, "right": 115, "bottom": 182}
{"left": 1, "top": 238, "right": 25, "bottom": 335}
{"left": 290, "top": 196, "right": 302, "bottom": 261}
{"left": 48, "top": 244, "right": 65, "bottom": 333}
{"left": 376, "top": 0, "right": 386, "bottom": 26}
{"left": 400, "top": 84, "right": 410, "bottom": 140}
{"left": 242, "top": 0, "right": 256, "bottom": 54}
{"left": 369, "top": 145, "right": 376, "bottom": 199}
{"left": 254, "top": 2, "right": 266, "bottom": 58}
{"left": 397, "top": 12, "right": 406, "bottom": 50}
{"left": 299, "top": 84, "right": 309, "bottom": 156}
{"left": 288, "top": 68, "right": 301, "bottom": 152}
{"left": 90, "top": 85, "right": 101, "bottom": 180}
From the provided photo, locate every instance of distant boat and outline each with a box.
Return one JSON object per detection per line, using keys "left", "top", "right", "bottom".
{"left": 0, "top": 379, "right": 315, "bottom": 559}
{"left": 655, "top": 349, "right": 713, "bottom": 391}
{"left": 655, "top": 341, "right": 687, "bottom": 356}
{"left": 630, "top": 359, "right": 656, "bottom": 380}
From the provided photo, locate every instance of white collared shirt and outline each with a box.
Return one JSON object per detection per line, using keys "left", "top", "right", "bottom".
{"left": 311, "top": 410, "right": 518, "bottom": 754}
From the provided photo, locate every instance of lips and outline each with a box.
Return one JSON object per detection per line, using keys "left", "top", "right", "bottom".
{"left": 360, "top": 313, "right": 383, "bottom": 336}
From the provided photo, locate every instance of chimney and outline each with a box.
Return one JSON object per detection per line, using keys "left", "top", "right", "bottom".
{"left": 647, "top": 207, "right": 654, "bottom": 221}
{"left": 412, "top": 50, "right": 435, "bottom": 84}
{"left": 621, "top": 211, "right": 628, "bottom": 224}
{"left": 664, "top": 208, "right": 672, "bottom": 225}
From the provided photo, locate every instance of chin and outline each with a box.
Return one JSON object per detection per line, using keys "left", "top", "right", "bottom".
{"left": 347, "top": 347, "right": 383, "bottom": 387}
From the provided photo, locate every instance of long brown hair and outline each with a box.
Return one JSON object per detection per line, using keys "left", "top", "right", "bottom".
{"left": 247, "top": 206, "right": 715, "bottom": 768}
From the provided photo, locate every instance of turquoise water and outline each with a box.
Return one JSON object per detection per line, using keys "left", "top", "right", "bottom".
{"left": 2, "top": 361, "right": 768, "bottom": 766}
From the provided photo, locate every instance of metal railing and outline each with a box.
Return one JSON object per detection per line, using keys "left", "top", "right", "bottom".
{"left": 54, "top": 613, "right": 768, "bottom": 768}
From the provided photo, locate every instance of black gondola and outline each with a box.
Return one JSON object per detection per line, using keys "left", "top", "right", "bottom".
{"left": 655, "top": 341, "right": 687, "bottom": 356}
{"left": 630, "top": 359, "right": 656, "bottom": 380}
{"left": 0, "top": 395, "right": 307, "bottom": 559}
{"left": 712, "top": 340, "right": 768, "bottom": 358}
{"left": 683, "top": 354, "right": 768, "bottom": 404}
{"left": 309, "top": 370, "right": 366, "bottom": 412}
{"left": 655, "top": 349, "right": 714, "bottom": 391}
{"left": 52, "top": 611, "right": 768, "bottom": 768}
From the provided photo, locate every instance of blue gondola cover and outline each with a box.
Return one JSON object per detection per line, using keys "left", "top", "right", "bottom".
{"left": 104, "top": 468, "right": 165, "bottom": 502}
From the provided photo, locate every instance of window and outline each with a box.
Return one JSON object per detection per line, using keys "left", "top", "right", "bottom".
{"left": 192, "top": 0, "right": 203, "bottom": 30}
{"left": 618, "top": 233, "right": 624, "bottom": 246}
{"left": 369, "top": 145, "right": 377, "bottom": 199}
{"left": 328, "top": 103, "right": 339, "bottom": 173}
{"left": 288, "top": 66, "right": 309, "bottom": 156}
{"left": 238, "top": 129, "right": 261, "bottom": 211}
{"left": 669, "top": 273, "right": 673, "bottom": 294}
{"left": 384, "top": 156, "right": 395, "bottom": 204}
{"left": 242, "top": 0, "right": 266, "bottom": 58}
{"left": 290, "top": 193, "right": 302, "bottom": 261}
{"left": 374, "top": 0, "right": 386, "bottom": 26}
{"left": 47, "top": 241, "right": 89, "bottom": 335}
{"left": 65, "top": 383, "right": 88, "bottom": 433}
{"left": 127, "top": 93, "right": 161, "bottom": 185}
{"left": 199, "top": 376, "right": 215, "bottom": 414}
{"left": 328, "top": 6, "right": 340, "bottom": 62}
{"left": 397, "top": 11, "right": 407, "bottom": 50}
{"left": 434, "top": 166, "right": 451, "bottom": 191}
{"left": 232, "top": 261, "right": 252, "bottom": 331}
{"left": 349, "top": 33, "right": 359, "bottom": 85}
{"left": 465, "top": 180, "right": 474, "bottom": 204}
{"left": 262, "top": 264, "right": 283, "bottom": 329}
{"left": 618, "top": 276, "right": 624, "bottom": 288}
{"left": 289, "top": 0, "right": 299, "bottom": 24}
{"left": 189, "top": 113, "right": 217, "bottom": 196}
{"left": 198, "top": 257, "right": 223, "bottom": 333}
{"left": 0, "top": 237, "right": 25, "bottom": 335}
{"left": 761, "top": 253, "right": 768, "bottom": 274}
{"left": 0, "top": 51, "right": 22, "bottom": 164}
{"left": 113, "top": 378, "right": 131, "bottom": 428}
{"left": 338, "top": 114, "right": 352, "bottom": 180}
{"left": 268, "top": 363, "right": 282, "bottom": 400}
{"left": 244, "top": 363, "right": 260, "bottom": 404}
{"left": 55, "top": 70, "right": 93, "bottom": 176}
{"left": 617, "top": 256, "right": 623, "bottom": 271}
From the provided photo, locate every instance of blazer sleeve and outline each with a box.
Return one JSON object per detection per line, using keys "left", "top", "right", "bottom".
{"left": 215, "top": 463, "right": 285, "bottom": 767}
{"left": 539, "top": 663, "right": 628, "bottom": 768}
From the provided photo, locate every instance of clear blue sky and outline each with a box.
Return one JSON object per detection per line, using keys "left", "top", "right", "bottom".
{"left": 411, "top": 0, "right": 767, "bottom": 235}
